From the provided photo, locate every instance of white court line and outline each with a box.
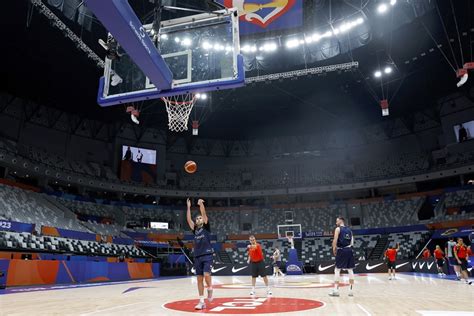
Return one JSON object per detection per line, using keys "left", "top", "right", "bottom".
{"left": 357, "top": 304, "right": 372, "bottom": 316}
{"left": 79, "top": 302, "right": 149, "bottom": 316}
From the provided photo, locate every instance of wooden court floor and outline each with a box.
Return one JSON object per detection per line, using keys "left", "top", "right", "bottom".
{"left": 0, "top": 273, "right": 472, "bottom": 316}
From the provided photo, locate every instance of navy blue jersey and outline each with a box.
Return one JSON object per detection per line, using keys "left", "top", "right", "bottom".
{"left": 193, "top": 222, "right": 213, "bottom": 257}
{"left": 337, "top": 226, "right": 353, "bottom": 248}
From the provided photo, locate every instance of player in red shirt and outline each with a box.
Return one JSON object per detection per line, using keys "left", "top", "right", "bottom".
{"left": 422, "top": 248, "right": 431, "bottom": 259}
{"left": 433, "top": 245, "right": 445, "bottom": 276}
{"left": 247, "top": 235, "right": 272, "bottom": 296}
{"left": 384, "top": 243, "right": 399, "bottom": 280}
{"left": 453, "top": 238, "right": 472, "bottom": 285}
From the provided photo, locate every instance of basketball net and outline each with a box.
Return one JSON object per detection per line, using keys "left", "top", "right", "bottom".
{"left": 161, "top": 94, "right": 196, "bottom": 132}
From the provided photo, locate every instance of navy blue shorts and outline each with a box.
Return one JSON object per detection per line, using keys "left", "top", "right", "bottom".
{"left": 335, "top": 247, "right": 355, "bottom": 270}
{"left": 273, "top": 261, "right": 281, "bottom": 268}
{"left": 448, "top": 257, "right": 459, "bottom": 266}
{"left": 194, "top": 254, "right": 213, "bottom": 275}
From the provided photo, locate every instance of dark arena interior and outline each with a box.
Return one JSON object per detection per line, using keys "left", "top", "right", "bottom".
{"left": 0, "top": 0, "right": 473, "bottom": 315}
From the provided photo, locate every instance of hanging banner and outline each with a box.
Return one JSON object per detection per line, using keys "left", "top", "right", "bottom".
{"left": 218, "top": 0, "right": 303, "bottom": 34}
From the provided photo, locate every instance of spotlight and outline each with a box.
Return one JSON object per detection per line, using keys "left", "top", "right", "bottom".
{"left": 181, "top": 38, "right": 192, "bottom": 46}
{"left": 196, "top": 93, "right": 207, "bottom": 100}
{"left": 377, "top": 3, "right": 388, "bottom": 14}
{"left": 390, "top": 0, "right": 397, "bottom": 5}
{"left": 202, "top": 42, "right": 212, "bottom": 50}
{"left": 356, "top": 17, "right": 364, "bottom": 24}
{"left": 384, "top": 67, "right": 393, "bottom": 74}
{"left": 261, "top": 43, "right": 277, "bottom": 51}
{"left": 174, "top": 37, "right": 180, "bottom": 43}
{"left": 160, "top": 33, "right": 168, "bottom": 40}
{"left": 286, "top": 39, "right": 300, "bottom": 48}
{"left": 374, "top": 70, "right": 382, "bottom": 78}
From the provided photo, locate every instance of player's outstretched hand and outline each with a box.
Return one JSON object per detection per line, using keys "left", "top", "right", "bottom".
{"left": 197, "top": 199, "right": 205, "bottom": 206}
{"left": 186, "top": 198, "right": 191, "bottom": 208}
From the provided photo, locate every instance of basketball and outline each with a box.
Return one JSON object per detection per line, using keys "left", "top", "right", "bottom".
{"left": 184, "top": 160, "right": 197, "bottom": 174}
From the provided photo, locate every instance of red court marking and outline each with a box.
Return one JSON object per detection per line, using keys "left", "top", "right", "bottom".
{"left": 164, "top": 297, "right": 325, "bottom": 314}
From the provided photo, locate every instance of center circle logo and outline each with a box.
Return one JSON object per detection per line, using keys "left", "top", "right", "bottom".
{"left": 163, "top": 297, "right": 325, "bottom": 314}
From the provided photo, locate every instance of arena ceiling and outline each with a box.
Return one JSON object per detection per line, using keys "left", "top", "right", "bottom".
{"left": 1, "top": 0, "right": 473, "bottom": 140}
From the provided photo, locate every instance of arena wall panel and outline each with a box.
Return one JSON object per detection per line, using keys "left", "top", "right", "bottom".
{"left": 1, "top": 260, "right": 159, "bottom": 287}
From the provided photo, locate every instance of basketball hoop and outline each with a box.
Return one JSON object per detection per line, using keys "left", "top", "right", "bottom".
{"left": 161, "top": 94, "right": 197, "bottom": 132}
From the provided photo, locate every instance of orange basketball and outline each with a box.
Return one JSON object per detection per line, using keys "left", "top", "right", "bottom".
{"left": 184, "top": 160, "right": 197, "bottom": 174}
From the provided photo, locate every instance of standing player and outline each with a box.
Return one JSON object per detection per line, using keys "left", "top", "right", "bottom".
{"left": 453, "top": 238, "right": 473, "bottom": 285}
{"left": 384, "top": 243, "right": 399, "bottom": 280}
{"left": 271, "top": 247, "right": 284, "bottom": 277}
{"left": 446, "top": 237, "right": 461, "bottom": 280}
{"left": 422, "top": 248, "right": 431, "bottom": 259}
{"left": 433, "top": 245, "right": 446, "bottom": 276}
{"left": 186, "top": 198, "right": 213, "bottom": 310}
{"left": 247, "top": 235, "right": 272, "bottom": 296}
{"left": 329, "top": 216, "right": 355, "bottom": 297}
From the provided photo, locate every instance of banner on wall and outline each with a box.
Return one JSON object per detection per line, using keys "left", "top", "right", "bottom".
{"left": 314, "top": 259, "right": 412, "bottom": 274}
{"left": 303, "top": 231, "right": 324, "bottom": 238}
{"left": 3, "top": 260, "right": 160, "bottom": 287}
{"left": 197, "top": 263, "right": 273, "bottom": 276}
{"left": 431, "top": 226, "right": 474, "bottom": 239}
{"left": 217, "top": 0, "right": 303, "bottom": 34}
{"left": 0, "top": 220, "right": 35, "bottom": 233}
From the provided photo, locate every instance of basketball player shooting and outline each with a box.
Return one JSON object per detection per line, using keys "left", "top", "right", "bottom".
{"left": 384, "top": 243, "right": 400, "bottom": 280}
{"left": 186, "top": 198, "right": 213, "bottom": 310}
{"left": 247, "top": 235, "right": 272, "bottom": 296}
{"left": 329, "top": 216, "right": 355, "bottom": 297}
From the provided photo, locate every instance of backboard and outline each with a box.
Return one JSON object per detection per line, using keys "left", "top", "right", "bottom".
{"left": 277, "top": 224, "right": 302, "bottom": 239}
{"left": 98, "top": 8, "right": 244, "bottom": 107}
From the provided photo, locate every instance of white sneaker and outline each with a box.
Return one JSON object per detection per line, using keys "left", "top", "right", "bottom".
{"left": 267, "top": 289, "right": 273, "bottom": 296}
{"left": 329, "top": 290, "right": 340, "bottom": 297}
{"left": 207, "top": 289, "right": 213, "bottom": 302}
{"left": 348, "top": 291, "right": 354, "bottom": 297}
{"left": 388, "top": 277, "right": 392, "bottom": 280}
{"left": 250, "top": 290, "right": 255, "bottom": 296}
{"left": 195, "top": 302, "right": 206, "bottom": 310}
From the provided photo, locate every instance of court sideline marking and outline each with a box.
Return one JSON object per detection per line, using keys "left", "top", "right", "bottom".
{"left": 357, "top": 303, "right": 372, "bottom": 316}
{"left": 79, "top": 302, "right": 151, "bottom": 316}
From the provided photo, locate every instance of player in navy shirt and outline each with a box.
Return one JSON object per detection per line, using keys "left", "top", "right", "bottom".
{"left": 329, "top": 216, "right": 355, "bottom": 297}
{"left": 187, "top": 198, "right": 214, "bottom": 310}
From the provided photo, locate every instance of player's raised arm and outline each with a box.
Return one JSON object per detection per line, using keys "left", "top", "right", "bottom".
{"left": 186, "top": 198, "right": 194, "bottom": 231}
{"left": 197, "top": 199, "right": 208, "bottom": 224}
{"left": 332, "top": 227, "right": 340, "bottom": 256}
